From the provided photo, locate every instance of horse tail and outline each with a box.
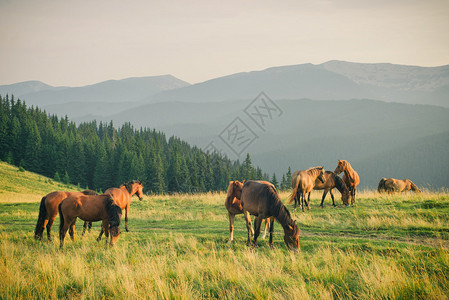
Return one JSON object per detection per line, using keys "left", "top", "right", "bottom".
{"left": 34, "top": 196, "right": 48, "bottom": 240}
{"left": 58, "top": 202, "right": 64, "bottom": 237}
{"left": 289, "top": 176, "right": 299, "bottom": 204}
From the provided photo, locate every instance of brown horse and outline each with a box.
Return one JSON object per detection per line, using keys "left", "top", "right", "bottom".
{"left": 289, "top": 166, "right": 325, "bottom": 211}
{"left": 334, "top": 160, "right": 360, "bottom": 205}
{"left": 241, "top": 180, "right": 300, "bottom": 249}
{"left": 378, "top": 178, "right": 421, "bottom": 193}
{"left": 95, "top": 180, "right": 144, "bottom": 241}
{"left": 313, "top": 171, "right": 350, "bottom": 207}
{"left": 58, "top": 194, "right": 122, "bottom": 248}
{"left": 34, "top": 190, "right": 97, "bottom": 241}
{"left": 225, "top": 180, "right": 272, "bottom": 244}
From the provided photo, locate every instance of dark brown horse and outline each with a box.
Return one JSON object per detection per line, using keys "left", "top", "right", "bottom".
{"left": 58, "top": 194, "right": 122, "bottom": 248}
{"left": 95, "top": 180, "right": 144, "bottom": 241}
{"left": 378, "top": 178, "right": 421, "bottom": 193}
{"left": 34, "top": 190, "right": 97, "bottom": 241}
{"left": 314, "top": 171, "right": 350, "bottom": 207}
{"left": 289, "top": 166, "right": 325, "bottom": 211}
{"left": 225, "top": 180, "right": 272, "bottom": 244}
{"left": 334, "top": 160, "right": 360, "bottom": 205}
{"left": 241, "top": 180, "right": 300, "bottom": 250}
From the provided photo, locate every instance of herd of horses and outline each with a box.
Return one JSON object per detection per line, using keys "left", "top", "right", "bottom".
{"left": 34, "top": 160, "right": 420, "bottom": 250}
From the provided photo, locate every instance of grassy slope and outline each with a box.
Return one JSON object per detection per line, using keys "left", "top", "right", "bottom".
{"left": 0, "top": 162, "right": 448, "bottom": 299}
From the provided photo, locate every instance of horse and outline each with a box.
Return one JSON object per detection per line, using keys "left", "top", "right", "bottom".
{"left": 95, "top": 180, "right": 144, "bottom": 241}
{"left": 34, "top": 190, "right": 97, "bottom": 241}
{"left": 225, "top": 180, "right": 272, "bottom": 244}
{"left": 313, "top": 171, "right": 350, "bottom": 207}
{"left": 334, "top": 160, "right": 360, "bottom": 205}
{"left": 289, "top": 166, "right": 325, "bottom": 211}
{"left": 241, "top": 180, "right": 300, "bottom": 250}
{"left": 58, "top": 194, "right": 122, "bottom": 248}
{"left": 378, "top": 178, "right": 421, "bottom": 193}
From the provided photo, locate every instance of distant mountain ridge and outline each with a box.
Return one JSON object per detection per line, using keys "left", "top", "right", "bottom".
{"left": 0, "top": 75, "right": 190, "bottom": 106}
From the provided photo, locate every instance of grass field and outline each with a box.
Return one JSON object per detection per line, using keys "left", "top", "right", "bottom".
{"left": 1, "top": 161, "right": 449, "bottom": 299}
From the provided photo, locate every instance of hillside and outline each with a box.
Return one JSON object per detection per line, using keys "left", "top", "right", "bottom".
{"left": 0, "top": 161, "right": 79, "bottom": 203}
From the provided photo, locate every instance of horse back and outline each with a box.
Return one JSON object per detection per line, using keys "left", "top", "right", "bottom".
{"left": 241, "top": 181, "right": 273, "bottom": 216}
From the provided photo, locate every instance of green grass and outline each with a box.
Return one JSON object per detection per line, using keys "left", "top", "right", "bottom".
{"left": 1, "top": 162, "right": 449, "bottom": 299}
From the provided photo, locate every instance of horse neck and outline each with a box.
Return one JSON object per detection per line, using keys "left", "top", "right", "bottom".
{"left": 274, "top": 202, "right": 294, "bottom": 229}
{"left": 343, "top": 163, "right": 355, "bottom": 182}
{"left": 120, "top": 185, "right": 132, "bottom": 197}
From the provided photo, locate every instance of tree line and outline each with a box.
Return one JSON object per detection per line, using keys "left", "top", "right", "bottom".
{"left": 0, "top": 95, "right": 297, "bottom": 194}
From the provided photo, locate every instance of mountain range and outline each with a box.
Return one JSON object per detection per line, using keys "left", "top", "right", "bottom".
{"left": 1, "top": 60, "right": 448, "bottom": 189}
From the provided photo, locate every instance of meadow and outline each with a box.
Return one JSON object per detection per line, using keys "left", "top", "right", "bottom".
{"left": 0, "top": 162, "right": 448, "bottom": 299}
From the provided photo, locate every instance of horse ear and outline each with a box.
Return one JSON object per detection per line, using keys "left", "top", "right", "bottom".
{"left": 139, "top": 181, "right": 142, "bottom": 184}
{"left": 242, "top": 180, "right": 245, "bottom": 184}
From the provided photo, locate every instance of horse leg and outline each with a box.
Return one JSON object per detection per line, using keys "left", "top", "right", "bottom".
{"left": 82, "top": 221, "right": 89, "bottom": 236}
{"left": 59, "top": 216, "right": 74, "bottom": 249}
{"left": 262, "top": 219, "right": 268, "bottom": 239}
{"left": 253, "top": 216, "right": 263, "bottom": 246}
{"left": 69, "top": 218, "right": 77, "bottom": 242}
{"left": 227, "top": 212, "right": 235, "bottom": 244}
{"left": 307, "top": 192, "right": 311, "bottom": 210}
{"left": 301, "top": 192, "right": 306, "bottom": 212}
{"left": 320, "top": 191, "right": 328, "bottom": 208}
{"left": 330, "top": 190, "right": 336, "bottom": 207}
{"left": 243, "top": 210, "right": 253, "bottom": 246}
{"left": 102, "top": 220, "right": 110, "bottom": 246}
{"left": 352, "top": 187, "right": 357, "bottom": 205}
{"left": 46, "top": 216, "right": 56, "bottom": 241}
{"left": 96, "top": 226, "right": 104, "bottom": 242}
{"left": 125, "top": 206, "right": 129, "bottom": 232}
{"left": 268, "top": 217, "right": 275, "bottom": 248}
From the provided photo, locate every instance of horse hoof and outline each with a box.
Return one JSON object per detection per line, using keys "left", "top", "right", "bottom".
{"left": 125, "top": 228, "right": 129, "bottom": 232}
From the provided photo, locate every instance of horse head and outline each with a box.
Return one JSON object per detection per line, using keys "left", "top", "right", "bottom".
{"left": 135, "top": 181, "right": 144, "bottom": 200}
{"left": 283, "top": 220, "right": 300, "bottom": 251}
{"left": 407, "top": 180, "right": 421, "bottom": 193}
{"left": 227, "top": 180, "right": 244, "bottom": 200}
{"left": 316, "top": 167, "right": 325, "bottom": 183}
{"left": 334, "top": 160, "right": 346, "bottom": 175}
{"left": 125, "top": 180, "right": 144, "bottom": 200}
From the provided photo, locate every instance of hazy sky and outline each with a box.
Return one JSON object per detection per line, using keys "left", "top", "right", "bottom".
{"left": 1, "top": 0, "right": 448, "bottom": 86}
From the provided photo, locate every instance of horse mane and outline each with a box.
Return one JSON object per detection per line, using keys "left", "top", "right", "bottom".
{"left": 306, "top": 166, "right": 323, "bottom": 176}
{"left": 265, "top": 185, "right": 295, "bottom": 229}
{"left": 122, "top": 180, "right": 140, "bottom": 194}
{"left": 332, "top": 173, "right": 349, "bottom": 194}
{"left": 104, "top": 196, "right": 122, "bottom": 228}
{"left": 81, "top": 190, "right": 97, "bottom": 196}
{"left": 225, "top": 181, "right": 235, "bottom": 208}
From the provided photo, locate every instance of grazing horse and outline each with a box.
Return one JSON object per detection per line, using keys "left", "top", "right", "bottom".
{"left": 334, "top": 160, "right": 360, "bottom": 205}
{"left": 378, "top": 178, "right": 421, "bottom": 194}
{"left": 241, "top": 180, "right": 300, "bottom": 250}
{"left": 225, "top": 180, "right": 272, "bottom": 244}
{"left": 313, "top": 171, "right": 350, "bottom": 207}
{"left": 289, "top": 166, "right": 325, "bottom": 211}
{"left": 95, "top": 180, "right": 144, "bottom": 241}
{"left": 34, "top": 190, "right": 97, "bottom": 241}
{"left": 58, "top": 194, "right": 122, "bottom": 248}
